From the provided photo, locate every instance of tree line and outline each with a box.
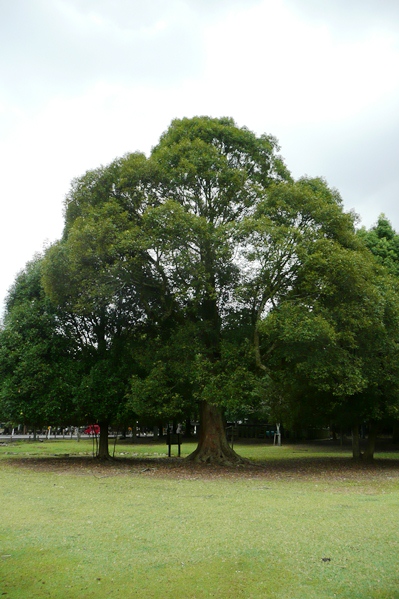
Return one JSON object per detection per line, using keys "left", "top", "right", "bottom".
{"left": 1, "top": 116, "right": 399, "bottom": 462}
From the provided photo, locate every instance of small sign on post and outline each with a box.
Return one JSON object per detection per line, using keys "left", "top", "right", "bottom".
{"left": 274, "top": 423, "right": 282, "bottom": 446}
{"left": 166, "top": 431, "right": 182, "bottom": 457}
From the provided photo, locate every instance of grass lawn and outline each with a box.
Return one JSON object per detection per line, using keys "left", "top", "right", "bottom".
{"left": 1, "top": 439, "right": 399, "bottom": 598}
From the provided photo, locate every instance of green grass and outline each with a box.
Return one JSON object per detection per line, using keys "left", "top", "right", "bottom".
{"left": 1, "top": 440, "right": 399, "bottom": 598}
{"left": 0, "top": 436, "right": 397, "bottom": 460}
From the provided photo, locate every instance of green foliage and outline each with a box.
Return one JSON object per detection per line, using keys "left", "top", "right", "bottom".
{"left": 358, "top": 214, "right": 399, "bottom": 276}
{"left": 0, "top": 257, "right": 79, "bottom": 426}
{"left": 258, "top": 238, "right": 399, "bottom": 430}
{"left": 43, "top": 116, "right": 295, "bottom": 439}
{"left": 6, "top": 117, "right": 399, "bottom": 457}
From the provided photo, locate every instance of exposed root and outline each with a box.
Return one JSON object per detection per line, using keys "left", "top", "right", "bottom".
{"left": 94, "top": 454, "right": 113, "bottom": 461}
{"left": 186, "top": 446, "right": 249, "bottom": 466}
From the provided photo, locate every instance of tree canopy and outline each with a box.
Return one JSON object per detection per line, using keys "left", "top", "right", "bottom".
{"left": 2, "top": 117, "right": 399, "bottom": 462}
{"left": 0, "top": 257, "right": 79, "bottom": 431}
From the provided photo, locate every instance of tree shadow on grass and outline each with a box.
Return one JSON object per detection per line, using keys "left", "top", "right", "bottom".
{"left": 3, "top": 454, "right": 399, "bottom": 482}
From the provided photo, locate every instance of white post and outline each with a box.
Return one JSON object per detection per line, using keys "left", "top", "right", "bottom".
{"left": 274, "top": 423, "right": 282, "bottom": 446}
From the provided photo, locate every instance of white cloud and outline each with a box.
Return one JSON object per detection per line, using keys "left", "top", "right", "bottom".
{"left": 1, "top": 0, "right": 399, "bottom": 313}
{"left": 203, "top": 1, "right": 399, "bottom": 125}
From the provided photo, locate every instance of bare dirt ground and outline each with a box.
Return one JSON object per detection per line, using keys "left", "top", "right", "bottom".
{"left": 4, "top": 454, "right": 399, "bottom": 486}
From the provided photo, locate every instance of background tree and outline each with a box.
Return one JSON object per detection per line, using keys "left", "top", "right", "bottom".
{"left": 357, "top": 214, "right": 399, "bottom": 276}
{"left": 357, "top": 214, "right": 399, "bottom": 445}
{"left": 42, "top": 158, "right": 157, "bottom": 457}
{"left": 0, "top": 257, "right": 79, "bottom": 434}
{"left": 257, "top": 240, "right": 399, "bottom": 459}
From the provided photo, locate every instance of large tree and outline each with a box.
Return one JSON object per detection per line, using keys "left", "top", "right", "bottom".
{"left": 140, "top": 116, "right": 291, "bottom": 463}
{"left": 42, "top": 116, "right": 386, "bottom": 464}
{"left": 43, "top": 117, "right": 291, "bottom": 463}
{"left": 127, "top": 121, "right": 371, "bottom": 463}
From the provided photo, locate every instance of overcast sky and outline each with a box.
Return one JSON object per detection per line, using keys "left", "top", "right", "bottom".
{"left": 1, "top": 0, "right": 399, "bottom": 314}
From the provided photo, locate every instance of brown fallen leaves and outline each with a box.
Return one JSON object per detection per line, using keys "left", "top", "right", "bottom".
{"left": 4, "top": 454, "right": 399, "bottom": 485}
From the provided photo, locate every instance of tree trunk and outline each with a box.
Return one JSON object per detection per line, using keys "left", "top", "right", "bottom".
{"left": 186, "top": 259, "right": 245, "bottom": 465}
{"left": 352, "top": 421, "right": 362, "bottom": 459}
{"left": 97, "top": 421, "right": 110, "bottom": 459}
{"left": 186, "top": 401, "right": 246, "bottom": 465}
{"left": 364, "top": 421, "right": 377, "bottom": 460}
